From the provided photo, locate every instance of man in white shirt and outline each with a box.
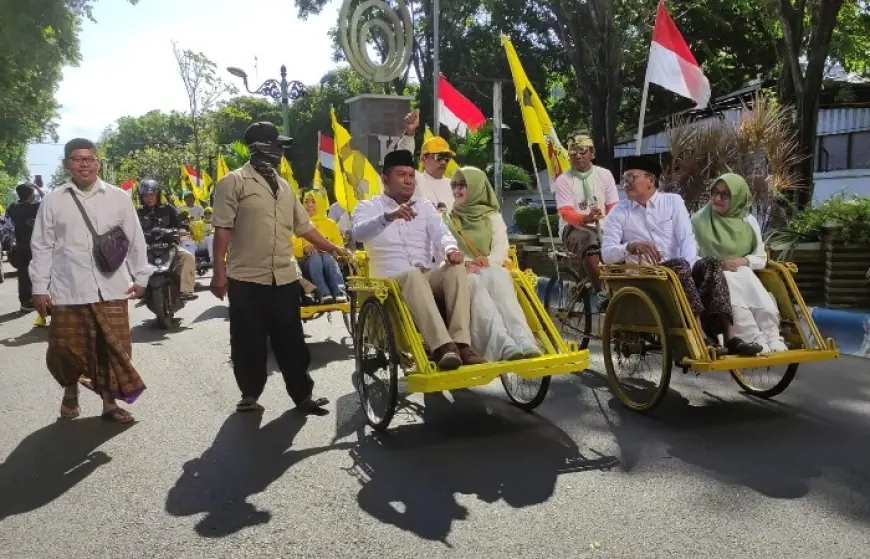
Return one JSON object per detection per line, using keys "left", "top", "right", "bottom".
{"left": 554, "top": 132, "right": 620, "bottom": 308}
{"left": 183, "top": 192, "right": 205, "bottom": 221}
{"left": 31, "top": 138, "right": 153, "bottom": 424}
{"left": 352, "top": 150, "right": 484, "bottom": 370}
{"left": 601, "top": 155, "right": 761, "bottom": 356}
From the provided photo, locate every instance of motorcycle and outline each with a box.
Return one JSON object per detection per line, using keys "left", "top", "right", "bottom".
{"left": 144, "top": 228, "right": 185, "bottom": 329}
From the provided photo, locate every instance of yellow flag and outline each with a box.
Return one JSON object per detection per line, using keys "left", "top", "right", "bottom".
{"left": 201, "top": 168, "right": 215, "bottom": 199}
{"left": 0, "top": 203, "right": 5, "bottom": 214}
{"left": 330, "top": 107, "right": 382, "bottom": 209}
{"left": 180, "top": 165, "right": 209, "bottom": 203}
{"left": 279, "top": 156, "right": 300, "bottom": 196}
{"left": 216, "top": 154, "right": 230, "bottom": 181}
{"left": 501, "top": 34, "right": 570, "bottom": 182}
{"left": 420, "top": 126, "right": 459, "bottom": 179}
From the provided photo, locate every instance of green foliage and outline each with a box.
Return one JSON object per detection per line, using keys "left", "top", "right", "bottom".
{"left": 768, "top": 195, "right": 870, "bottom": 254}
{"left": 513, "top": 204, "right": 544, "bottom": 235}
{"left": 537, "top": 213, "right": 559, "bottom": 237}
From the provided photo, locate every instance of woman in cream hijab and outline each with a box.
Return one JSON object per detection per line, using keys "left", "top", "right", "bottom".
{"left": 692, "top": 174, "right": 787, "bottom": 353}
{"left": 445, "top": 166, "right": 541, "bottom": 361}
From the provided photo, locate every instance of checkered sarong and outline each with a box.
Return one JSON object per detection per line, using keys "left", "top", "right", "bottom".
{"left": 46, "top": 300, "right": 145, "bottom": 404}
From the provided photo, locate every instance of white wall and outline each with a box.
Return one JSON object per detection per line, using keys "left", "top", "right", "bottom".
{"left": 813, "top": 169, "right": 870, "bottom": 203}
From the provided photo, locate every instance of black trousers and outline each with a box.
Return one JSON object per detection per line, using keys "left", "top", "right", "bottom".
{"left": 16, "top": 248, "right": 32, "bottom": 306}
{"left": 228, "top": 278, "right": 313, "bottom": 404}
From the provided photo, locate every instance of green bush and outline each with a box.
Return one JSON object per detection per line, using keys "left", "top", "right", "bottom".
{"left": 538, "top": 213, "right": 560, "bottom": 237}
{"left": 768, "top": 194, "right": 870, "bottom": 255}
{"left": 513, "top": 205, "right": 544, "bottom": 235}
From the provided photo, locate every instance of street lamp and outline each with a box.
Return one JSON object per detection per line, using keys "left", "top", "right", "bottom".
{"left": 226, "top": 65, "right": 307, "bottom": 137}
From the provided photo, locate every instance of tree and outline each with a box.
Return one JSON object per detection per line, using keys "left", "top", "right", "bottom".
{"left": 172, "top": 43, "right": 235, "bottom": 182}
{"left": 770, "top": 0, "right": 847, "bottom": 206}
{"left": 211, "top": 96, "right": 283, "bottom": 146}
{"left": 0, "top": 0, "right": 138, "bottom": 177}
{"left": 102, "top": 110, "right": 194, "bottom": 164}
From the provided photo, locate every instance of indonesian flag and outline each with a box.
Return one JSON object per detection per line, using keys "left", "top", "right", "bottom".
{"left": 645, "top": 0, "right": 710, "bottom": 108}
{"left": 318, "top": 133, "right": 335, "bottom": 170}
{"left": 438, "top": 75, "right": 485, "bottom": 137}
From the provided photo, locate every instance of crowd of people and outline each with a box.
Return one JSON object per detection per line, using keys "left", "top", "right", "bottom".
{"left": 0, "top": 109, "right": 789, "bottom": 423}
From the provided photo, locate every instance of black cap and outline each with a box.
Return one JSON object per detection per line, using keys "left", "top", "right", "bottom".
{"left": 244, "top": 121, "right": 293, "bottom": 147}
{"left": 383, "top": 149, "right": 415, "bottom": 173}
{"left": 623, "top": 155, "right": 662, "bottom": 178}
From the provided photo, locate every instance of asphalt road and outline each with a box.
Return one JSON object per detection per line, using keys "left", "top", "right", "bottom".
{"left": 1, "top": 262, "right": 869, "bottom": 558}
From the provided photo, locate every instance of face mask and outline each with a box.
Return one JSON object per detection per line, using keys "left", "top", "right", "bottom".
{"left": 249, "top": 141, "right": 283, "bottom": 168}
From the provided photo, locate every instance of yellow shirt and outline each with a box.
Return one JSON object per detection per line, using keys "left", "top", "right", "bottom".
{"left": 293, "top": 215, "right": 343, "bottom": 258}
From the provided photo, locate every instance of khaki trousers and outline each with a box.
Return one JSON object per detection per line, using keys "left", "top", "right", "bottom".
{"left": 177, "top": 248, "right": 196, "bottom": 294}
{"left": 395, "top": 265, "right": 471, "bottom": 350}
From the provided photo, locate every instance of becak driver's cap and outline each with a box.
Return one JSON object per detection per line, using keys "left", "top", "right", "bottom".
{"left": 567, "top": 133, "right": 594, "bottom": 150}
{"left": 244, "top": 121, "right": 293, "bottom": 147}
{"left": 421, "top": 136, "right": 456, "bottom": 157}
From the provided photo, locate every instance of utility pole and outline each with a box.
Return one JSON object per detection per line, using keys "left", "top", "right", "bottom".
{"left": 455, "top": 76, "right": 511, "bottom": 201}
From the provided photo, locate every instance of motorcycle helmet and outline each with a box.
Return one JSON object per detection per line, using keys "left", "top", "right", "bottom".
{"left": 138, "top": 179, "right": 160, "bottom": 196}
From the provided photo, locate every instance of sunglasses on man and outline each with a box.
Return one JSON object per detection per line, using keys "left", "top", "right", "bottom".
{"left": 432, "top": 153, "right": 453, "bottom": 162}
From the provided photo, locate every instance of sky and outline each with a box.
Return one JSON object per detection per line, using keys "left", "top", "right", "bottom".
{"left": 26, "top": 0, "right": 342, "bottom": 180}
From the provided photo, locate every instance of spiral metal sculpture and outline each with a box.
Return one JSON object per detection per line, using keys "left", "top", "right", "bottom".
{"left": 339, "top": 0, "right": 413, "bottom": 83}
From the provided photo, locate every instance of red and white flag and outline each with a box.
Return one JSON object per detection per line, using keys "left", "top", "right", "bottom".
{"left": 438, "top": 75, "right": 486, "bottom": 137}
{"left": 318, "top": 133, "right": 335, "bottom": 169}
{"left": 645, "top": 0, "right": 710, "bottom": 108}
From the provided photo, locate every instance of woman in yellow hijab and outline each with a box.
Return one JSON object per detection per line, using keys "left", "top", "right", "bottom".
{"left": 293, "top": 189, "right": 347, "bottom": 303}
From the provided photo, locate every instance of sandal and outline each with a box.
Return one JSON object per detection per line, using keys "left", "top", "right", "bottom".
{"left": 296, "top": 396, "right": 329, "bottom": 415}
{"left": 101, "top": 407, "right": 135, "bottom": 424}
{"left": 60, "top": 393, "right": 80, "bottom": 419}
{"left": 236, "top": 398, "right": 264, "bottom": 413}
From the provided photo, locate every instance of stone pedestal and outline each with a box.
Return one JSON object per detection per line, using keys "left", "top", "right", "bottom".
{"left": 345, "top": 94, "right": 413, "bottom": 170}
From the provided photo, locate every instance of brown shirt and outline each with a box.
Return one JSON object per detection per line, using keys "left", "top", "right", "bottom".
{"left": 212, "top": 163, "right": 314, "bottom": 285}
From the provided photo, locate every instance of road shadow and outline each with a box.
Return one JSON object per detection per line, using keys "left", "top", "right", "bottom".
{"left": 310, "top": 339, "right": 354, "bottom": 372}
{"left": 334, "top": 390, "right": 618, "bottom": 546}
{"left": 130, "top": 321, "right": 191, "bottom": 344}
{"left": 0, "top": 310, "right": 27, "bottom": 326}
{"left": 573, "top": 369, "right": 870, "bottom": 523}
{"left": 191, "top": 304, "right": 229, "bottom": 324}
{"left": 0, "top": 418, "right": 134, "bottom": 522}
{"left": 0, "top": 325, "right": 48, "bottom": 348}
{"left": 165, "top": 411, "right": 352, "bottom": 538}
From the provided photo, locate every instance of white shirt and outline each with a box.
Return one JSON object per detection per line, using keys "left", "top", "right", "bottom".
{"left": 185, "top": 204, "right": 205, "bottom": 221}
{"left": 601, "top": 191, "right": 697, "bottom": 265}
{"left": 413, "top": 171, "right": 454, "bottom": 211}
{"left": 554, "top": 166, "right": 619, "bottom": 236}
{"left": 352, "top": 194, "right": 458, "bottom": 278}
{"left": 30, "top": 180, "right": 153, "bottom": 305}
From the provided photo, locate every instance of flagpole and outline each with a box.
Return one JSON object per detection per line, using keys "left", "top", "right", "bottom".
{"left": 635, "top": 77, "right": 650, "bottom": 156}
{"left": 432, "top": 0, "right": 440, "bottom": 134}
{"left": 525, "top": 143, "right": 559, "bottom": 283}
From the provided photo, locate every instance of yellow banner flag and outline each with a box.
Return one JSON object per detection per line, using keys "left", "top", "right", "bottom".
{"left": 279, "top": 156, "right": 300, "bottom": 196}
{"left": 180, "top": 165, "right": 209, "bottom": 203}
{"left": 216, "top": 154, "right": 230, "bottom": 181}
{"left": 330, "top": 107, "right": 382, "bottom": 210}
{"left": 501, "top": 34, "right": 570, "bottom": 182}
{"left": 420, "top": 126, "right": 460, "bottom": 178}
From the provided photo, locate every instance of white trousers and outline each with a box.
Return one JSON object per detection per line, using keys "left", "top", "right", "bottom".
{"left": 731, "top": 304, "right": 787, "bottom": 352}
{"left": 469, "top": 267, "right": 538, "bottom": 361}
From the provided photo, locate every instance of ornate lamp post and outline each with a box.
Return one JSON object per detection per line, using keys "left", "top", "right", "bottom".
{"left": 226, "top": 65, "right": 306, "bottom": 137}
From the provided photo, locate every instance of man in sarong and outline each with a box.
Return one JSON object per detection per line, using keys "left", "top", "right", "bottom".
{"left": 601, "top": 155, "right": 762, "bottom": 356}
{"left": 30, "top": 138, "right": 153, "bottom": 423}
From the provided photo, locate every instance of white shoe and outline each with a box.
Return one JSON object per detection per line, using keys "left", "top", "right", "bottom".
{"left": 501, "top": 345, "right": 524, "bottom": 361}
{"left": 520, "top": 343, "right": 543, "bottom": 358}
{"left": 758, "top": 343, "right": 772, "bottom": 355}
{"left": 768, "top": 340, "right": 789, "bottom": 352}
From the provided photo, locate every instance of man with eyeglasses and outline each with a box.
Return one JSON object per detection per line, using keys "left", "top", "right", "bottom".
{"left": 554, "top": 132, "right": 619, "bottom": 309}
{"left": 601, "top": 155, "right": 762, "bottom": 357}
{"left": 30, "top": 138, "right": 153, "bottom": 423}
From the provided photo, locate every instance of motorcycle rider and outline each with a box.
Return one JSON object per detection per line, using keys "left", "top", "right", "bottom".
{"left": 136, "top": 179, "right": 198, "bottom": 301}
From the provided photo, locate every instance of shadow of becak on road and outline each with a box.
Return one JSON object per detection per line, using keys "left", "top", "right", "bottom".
{"left": 572, "top": 368, "right": 870, "bottom": 523}
{"left": 165, "top": 410, "right": 352, "bottom": 538}
{"left": 0, "top": 418, "right": 134, "bottom": 522}
{"left": 334, "top": 390, "right": 618, "bottom": 546}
